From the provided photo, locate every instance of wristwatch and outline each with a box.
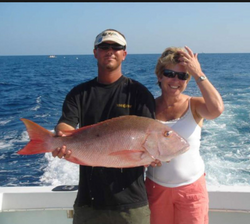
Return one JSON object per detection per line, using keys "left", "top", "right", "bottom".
{"left": 196, "top": 76, "right": 207, "bottom": 83}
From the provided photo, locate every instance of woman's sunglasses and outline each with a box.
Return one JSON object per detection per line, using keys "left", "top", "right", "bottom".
{"left": 163, "top": 69, "right": 189, "bottom": 80}
{"left": 96, "top": 43, "right": 125, "bottom": 51}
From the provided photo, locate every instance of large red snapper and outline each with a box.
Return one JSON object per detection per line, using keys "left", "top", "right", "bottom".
{"left": 17, "top": 115, "right": 189, "bottom": 168}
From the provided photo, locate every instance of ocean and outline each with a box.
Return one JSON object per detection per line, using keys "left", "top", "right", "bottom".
{"left": 0, "top": 53, "right": 250, "bottom": 187}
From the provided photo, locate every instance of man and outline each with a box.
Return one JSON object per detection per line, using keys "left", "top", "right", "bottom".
{"left": 52, "top": 29, "right": 155, "bottom": 224}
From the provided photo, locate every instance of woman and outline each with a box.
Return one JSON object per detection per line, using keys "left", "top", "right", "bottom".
{"left": 146, "top": 46, "right": 224, "bottom": 224}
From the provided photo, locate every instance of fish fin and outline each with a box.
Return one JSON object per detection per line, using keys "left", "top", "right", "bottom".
{"left": 17, "top": 118, "right": 54, "bottom": 155}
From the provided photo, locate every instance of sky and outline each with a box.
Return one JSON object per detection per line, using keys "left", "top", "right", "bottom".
{"left": 1, "top": 2, "right": 250, "bottom": 56}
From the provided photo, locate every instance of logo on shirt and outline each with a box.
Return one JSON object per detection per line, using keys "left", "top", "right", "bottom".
{"left": 116, "top": 104, "right": 132, "bottom": 108}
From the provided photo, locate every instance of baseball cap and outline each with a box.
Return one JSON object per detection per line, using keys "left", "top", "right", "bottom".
{"left": 94, "top": 29, "right": 127, "bottom": 47}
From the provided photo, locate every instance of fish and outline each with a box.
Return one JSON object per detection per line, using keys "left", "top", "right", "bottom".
{"left": 17, "top": 115, "right": 189, "bottom": 168}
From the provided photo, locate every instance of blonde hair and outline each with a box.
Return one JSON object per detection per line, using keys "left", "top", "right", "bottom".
{"left": 155, "top": 47, "right": 191, "bottom": 87}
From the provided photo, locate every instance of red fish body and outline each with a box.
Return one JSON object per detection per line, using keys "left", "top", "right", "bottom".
{"left": 18, "top": 115, "right": 189, "bottom": 168}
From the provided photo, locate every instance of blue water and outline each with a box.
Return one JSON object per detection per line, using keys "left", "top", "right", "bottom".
{"left": 1, "top": 53, "right": 250, "bottom": 187}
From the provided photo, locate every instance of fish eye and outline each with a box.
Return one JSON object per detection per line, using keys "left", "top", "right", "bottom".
{"left": 164, "top": 131, "right": 172, "bottom": 137}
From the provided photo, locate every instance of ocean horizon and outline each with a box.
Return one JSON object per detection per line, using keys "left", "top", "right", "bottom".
{"left": 1, "top": 52, "right": 250, "bottom": 57}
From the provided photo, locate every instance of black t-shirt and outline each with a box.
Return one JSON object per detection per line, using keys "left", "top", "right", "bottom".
{"left": 58, "top": 75, "right": 155, "bottom": 210}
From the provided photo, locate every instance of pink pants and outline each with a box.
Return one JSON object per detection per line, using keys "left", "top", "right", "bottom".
{"left": 146, "top": 174, "right": 209, "bottom": 224}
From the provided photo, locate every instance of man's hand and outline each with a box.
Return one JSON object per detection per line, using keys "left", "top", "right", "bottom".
{"left": 52, "top": 131, "right": 72, "bottom": 159}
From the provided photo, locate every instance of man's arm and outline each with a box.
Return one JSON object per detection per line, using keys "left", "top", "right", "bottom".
{"left": 55, "top": 122, "right": 75, "bottom": 133}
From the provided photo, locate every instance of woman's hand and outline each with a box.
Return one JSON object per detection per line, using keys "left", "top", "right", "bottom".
{"left": 145, "top": 159, "right": 162, "bottom": 168}
{"left": 178, "top": 46, "right": 203, "bottom": 79}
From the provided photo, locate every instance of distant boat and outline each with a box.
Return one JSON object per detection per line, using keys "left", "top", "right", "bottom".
{"left": 48, "top": 55, "right": 56, "bottom": 58}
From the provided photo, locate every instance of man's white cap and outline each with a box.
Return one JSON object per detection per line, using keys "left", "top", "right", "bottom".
{"left": 94, "top": 29, "right": 127, "bottom": 47}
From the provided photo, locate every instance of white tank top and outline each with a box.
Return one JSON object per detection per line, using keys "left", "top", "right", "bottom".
{"left": 146, "top": 98, "right": 205, "bottom": 187}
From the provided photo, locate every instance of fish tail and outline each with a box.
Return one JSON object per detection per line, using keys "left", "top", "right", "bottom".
{"left": 18, "top": 118, "right": 55, "bottom": 155}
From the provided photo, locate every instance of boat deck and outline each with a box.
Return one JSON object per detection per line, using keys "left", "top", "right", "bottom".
{"left": 0, "top": 185, "right": 250, "bottom": 224}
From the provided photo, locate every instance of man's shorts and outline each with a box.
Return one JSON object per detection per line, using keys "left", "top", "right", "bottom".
{"left": 73, "top": 204, "right": 150, "bottom": 224}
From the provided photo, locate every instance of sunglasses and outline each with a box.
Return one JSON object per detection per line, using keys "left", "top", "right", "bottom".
{"left": 163, "top": 69, "right": 189, "bottom": 80}
{"left": 96, "top": 43, "right": 125, "bottom": 51}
